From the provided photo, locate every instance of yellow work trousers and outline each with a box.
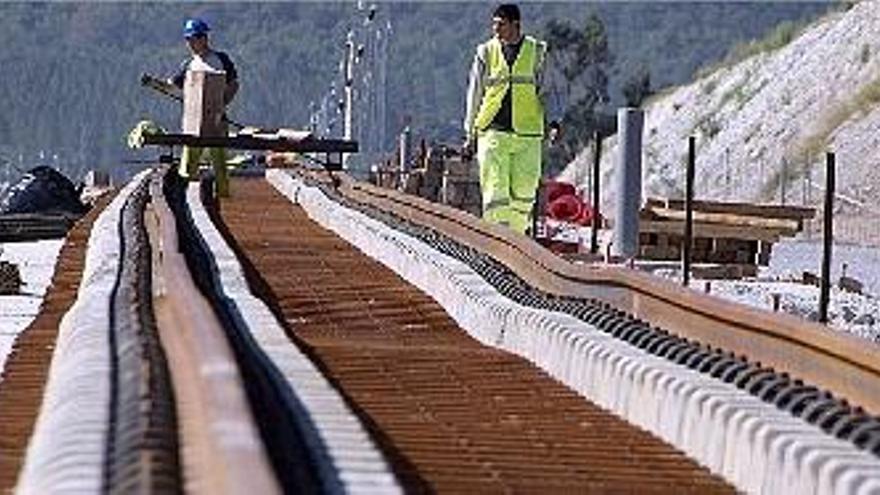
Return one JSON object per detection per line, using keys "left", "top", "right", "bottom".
{"left": 477, "top": 130, "right": 542, "bottom": 234}
{"left": 180, "top": 146, "right": 229, "bottom": 197}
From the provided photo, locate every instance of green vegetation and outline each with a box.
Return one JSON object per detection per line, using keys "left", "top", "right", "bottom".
{"left": 695, "top": 15, "right": 819, "bottom": 80}
{"left": 791, "top": 77, "right": 880, "bottom": 162}
{"left": 729, "top": 21, "right": 801, "bottom": 62}
{"left": 541, "top": 14, "right": 611, "bottom": 175}
{"left": 719, "top": 80, "right": 749, "bottom": 109}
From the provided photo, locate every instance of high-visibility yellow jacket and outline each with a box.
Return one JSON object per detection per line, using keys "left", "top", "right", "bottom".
{"left": 473, "top": 36, "right": 545, "bottom": 137}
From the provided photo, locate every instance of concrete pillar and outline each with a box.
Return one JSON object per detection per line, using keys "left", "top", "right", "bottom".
{"left": 612, "top": 108, "right": 644, "bottom": 259}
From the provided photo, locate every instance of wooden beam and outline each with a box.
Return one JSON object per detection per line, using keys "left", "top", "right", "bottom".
{"left": 647, "top": 206, "right": 800, "bottom": 233}
{"left": 141, "top": 133, "right": 358, "bottom": 153}
{"left": 639, "top": 219, "right": 782, "bottom": 243}
{"left": 646, "top": 197, "right": 814, "bottom": 221}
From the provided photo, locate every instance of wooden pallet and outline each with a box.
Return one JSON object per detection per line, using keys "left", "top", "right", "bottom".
{"left": 637, "top": 198, "right": 812, "bottom": 269}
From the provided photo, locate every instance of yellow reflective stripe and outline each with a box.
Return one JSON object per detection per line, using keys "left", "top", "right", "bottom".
{"left": 485, "top": 199, "right": 510, "bottom": 210}
{"left": 510, "top": 194, "right": 535, "bottom": 202}
{"left": 485, "top": 75, "right": 505, "bottom": 86}
{"left": 509, "top": 74, "right": 536, "bottom": 84}
{"left": 485, "top": 74, "right": 537, "bottom": 86}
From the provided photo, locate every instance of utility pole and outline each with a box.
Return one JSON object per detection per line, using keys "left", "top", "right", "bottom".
{"left": 683, "top": 136, "right": 696, "bottom": 287}
{"left": 377, "top": 20, "right": 390, "bottom": 157}
{"left": 343, "top": 31, "right": 356, "bottom": 170}
{"left": 818, "top": 152, "right": 835, "bottom": 324}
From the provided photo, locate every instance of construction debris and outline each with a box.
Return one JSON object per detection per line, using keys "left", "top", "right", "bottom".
{"left": 0, "top": 260, "right": 22, "bottom": 295}
{"left": 639, "top": 197, "right": 814, "bottom": 268}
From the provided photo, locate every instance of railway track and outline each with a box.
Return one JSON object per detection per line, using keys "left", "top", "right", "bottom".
{"left": 1, "top": 165, "right": 878, "bottom": 493}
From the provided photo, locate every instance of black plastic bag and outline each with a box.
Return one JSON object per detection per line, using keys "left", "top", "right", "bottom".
{"left": 0, "top": 166, "right": 88, "bottom": 216}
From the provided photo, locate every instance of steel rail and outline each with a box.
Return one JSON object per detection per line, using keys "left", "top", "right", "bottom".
{"left": 321, "top": 170, "right": 880, "bottom": 416}
{"left": 145, "top": 170, "right": 280, "bottom": 495}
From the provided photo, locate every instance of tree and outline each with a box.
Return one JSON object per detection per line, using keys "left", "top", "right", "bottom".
{"left": 542, "top": 13, "right": 611, "bottom": 175}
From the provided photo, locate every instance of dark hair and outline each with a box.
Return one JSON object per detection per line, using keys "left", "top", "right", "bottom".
{"left": 493, "top": 4, "right": 520, "bottom": 22}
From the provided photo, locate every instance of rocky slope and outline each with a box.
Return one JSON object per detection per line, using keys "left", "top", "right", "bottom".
{"left": 561, "top": 0, "right": 880, "bottom": 245}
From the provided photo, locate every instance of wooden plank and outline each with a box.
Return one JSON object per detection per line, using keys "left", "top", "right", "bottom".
{"left": 183, "top": 70, "right": 227, "bottom": 137}
{"left": 640, "top": 219, "right": 782, "bottom": 242}
{"left": 648, "top": 206, "right": 800, "bottom": 233}
{"left": 647, "top": 196, "right": 815, "bottom": 221}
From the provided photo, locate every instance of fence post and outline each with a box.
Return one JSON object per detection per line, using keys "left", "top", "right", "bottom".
{"left": 590, "top": 131, "right": 602, "bottom": 254}
{"left": 819, "top": 152, "right": 835, "bottom": 324}
{"left": 682, "top": 136, "right": 696, "bottom": 287}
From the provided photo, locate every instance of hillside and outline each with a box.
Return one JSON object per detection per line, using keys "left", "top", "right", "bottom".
{"left": 0, "top": 2, "right": 830, "bottom": 187}
{"left": 562, "top": 1, "right": 880, "bottom": 245}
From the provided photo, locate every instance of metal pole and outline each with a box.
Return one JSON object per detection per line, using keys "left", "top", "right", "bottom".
{"left": 398, "top": 127, "right": 410, "bottom": 191}
{"left": 818, "top": 152, "right": 835, "bottom": 323}
{"left": 682, "top": 136, "right": 696, "bottom": 287}
{"left": 590, "top": 131, "right": 602, "bottom": 254}
{"left": 343, "top": 32, "right": 356, "bottom": 170}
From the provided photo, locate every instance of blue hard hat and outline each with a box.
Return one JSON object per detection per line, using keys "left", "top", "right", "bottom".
{"left": 183, "top": 18, "right": 210, "bottom": 38}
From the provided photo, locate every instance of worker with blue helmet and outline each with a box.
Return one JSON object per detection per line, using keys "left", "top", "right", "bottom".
{"left": 183, "top": 18, "right": 210, "bottom": 38}
{"left": 167, "top": 18, "right": 239, "bottom": 197}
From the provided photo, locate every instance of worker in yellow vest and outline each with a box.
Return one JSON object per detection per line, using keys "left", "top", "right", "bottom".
{"left": 463, "top": 3, "right": 559, "bottom": 235}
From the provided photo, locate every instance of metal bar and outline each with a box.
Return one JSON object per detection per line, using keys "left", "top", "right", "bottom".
{"left": 819, "top": 152, "right": 835, "bottom": 324}
{"left": 147, "top": 172, "right": 281, "bottom": 494}
{"left": 682, "top": 136, "right": 696, "bottom": 287}
{"left": 141, "top": 133, "right": 358, "bottom": 153}
{"left": 590, "top": 131, "right": 602, "bottom": 254}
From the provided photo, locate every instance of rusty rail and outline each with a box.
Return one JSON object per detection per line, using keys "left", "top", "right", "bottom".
{"left": 145, "top": 170, "right": 279, "bottom": 495}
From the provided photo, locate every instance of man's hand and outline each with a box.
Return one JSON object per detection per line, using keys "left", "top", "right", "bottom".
{"left": 548, "top": 120, "right": 562, "bottom": 145}
{"left": 462, "top": 136, "right": 476, "bottom": 161}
